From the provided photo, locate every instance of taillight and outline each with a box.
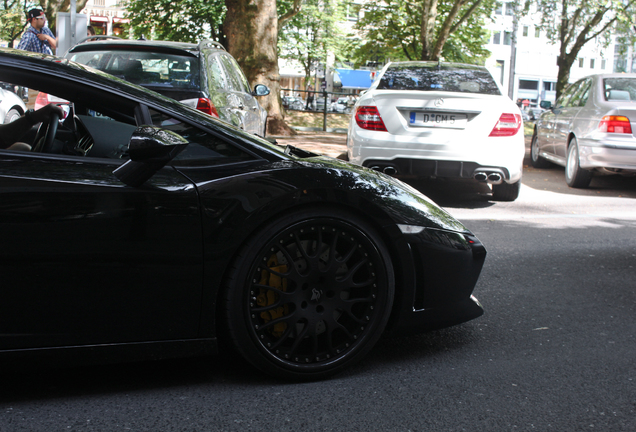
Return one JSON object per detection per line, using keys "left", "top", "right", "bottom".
{"left": 355, "top": 106, "right": 387, "bottom": 131}
{"left": 599, "top": 115, "right": 632, "bottom": 134}
{"left": 489, "top": 113, "right": 522, "bottom": 137}
{"left": 196, "top": 98, "right": 219, "bottom": 118}
{"left": 34, "top": 92, "right": 49, "bottom": 110}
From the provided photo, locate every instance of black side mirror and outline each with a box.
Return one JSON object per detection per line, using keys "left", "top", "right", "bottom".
{"left": 539, "top": 100, "right": 552, "bottom": 109}
{"left": 113, "top": 125, "right": 188, "bottom": 187}
{"left": 253, "top": 84, "right": 270, "bottom": 97}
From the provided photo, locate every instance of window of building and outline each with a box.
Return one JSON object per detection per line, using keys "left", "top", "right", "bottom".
{"left": 495, "top": 2, "right": 502, "bottom": 14}
{"left": 590, "top": 59, "right": 595, "bottom": 69}
{"left": 519, "top": 80, "right": 539, "bottom": 90}
{"left": 496, "top": 60, "right": 505, "bottom": 85}
{"left": 543, "top": 81, "right": 556, "bottom": 92}
{"left": 601, "top": 59, "right": 606, "bottom": 69}
{"left": 493, "top": 32, "right": 501, "bottom": 44}
{"left": 535, "top": 27, "right": 541, "bottom": 38}
{"left": 504, "top": 2, "right": 514, "bottom": 15}
{"left": 503, "top": 31, "right": 512, "bottom": 45}
{"left": 523, "top": 26, "right": 528, "bottom": 37}
{"left": 579, "top": 58, "right": 584, "bottom": 68}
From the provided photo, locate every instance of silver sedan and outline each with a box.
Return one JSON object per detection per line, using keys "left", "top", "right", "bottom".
{"left": 531, "top": 73, "right": 636, "bottom": 188}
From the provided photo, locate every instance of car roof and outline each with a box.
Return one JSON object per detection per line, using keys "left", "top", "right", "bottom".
{"left": 385, "top": 61, "right": 488, "bottom": 71}
{"left": 66, "top": 38, "right": 226, "bottom": 57}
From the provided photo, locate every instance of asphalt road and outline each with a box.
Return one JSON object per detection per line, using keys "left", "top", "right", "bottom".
{"left": 1, "top": 159, "right": 635, "bottom": 431}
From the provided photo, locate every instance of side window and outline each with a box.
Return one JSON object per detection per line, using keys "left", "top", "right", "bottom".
{"left": 206, "top": 53, "right": 228, "bottom": 93}
{"left": 0, "top": 81, "right": 139, "bottom": 160}
{"left": 219, "top": 54, "right": 249, "bottom": 93}
{"left": 148, "top": 108, "right": 254, "bottom": 166}
{"left": 557, "top": 81, "right": 581, "bottom": 108}
{"left": 570, "top": 79, "right": 592, "bottom": 107}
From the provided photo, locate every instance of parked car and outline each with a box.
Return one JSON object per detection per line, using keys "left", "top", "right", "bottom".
{"left": 0, "top": 48, "right": 486, "bottom": 380}
{"left": 0, "top": 85, "right": 26, "bottom": 124}
{"left": 282, "top": 95, "right": 304, "bottom": 111}
{"left": 347, "top": 61, "right": 525, "bottom": 201}
{"left": 527, "top": 107, "right": 545, "bottom": 121}
{"left": 312, "top": 96, "right": 328, "bottom": 112}
{"left": 531, "top": 73, "right": 636, "bottom": 188}
{"left": 333, "top": 96, "right": 353, "bottom": 114}
{"left": 65, "top": 38, "right": 270, "bottom": 137}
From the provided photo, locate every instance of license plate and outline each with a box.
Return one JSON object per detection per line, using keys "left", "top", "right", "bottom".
{"left": 409, "top": 112, "right": 467, "bottom": 129}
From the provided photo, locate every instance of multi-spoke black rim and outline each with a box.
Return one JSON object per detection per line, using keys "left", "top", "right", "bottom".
{"left": 246, "top": 219, "right": 387, "bottom": 366}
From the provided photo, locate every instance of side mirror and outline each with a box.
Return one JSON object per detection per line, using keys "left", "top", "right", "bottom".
{"left": 539, "top": 100, "right": 552, "bottom": 109}
{"left": 253, "top": 84, "right": 270, "bottom": 97}
{"left": 113, "top": 125, "right": 188, "bottom": 187}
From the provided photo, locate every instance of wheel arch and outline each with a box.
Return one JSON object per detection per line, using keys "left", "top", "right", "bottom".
{"left": 212, "top": 199, "right": 413, "bottom": 343}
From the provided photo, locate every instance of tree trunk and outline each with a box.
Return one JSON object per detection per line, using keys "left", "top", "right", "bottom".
{"left": 420, "top": 0, "right": 438, "bottom": 60}
{"left": 224, "top": 0, "right": 295, "bottom": 136}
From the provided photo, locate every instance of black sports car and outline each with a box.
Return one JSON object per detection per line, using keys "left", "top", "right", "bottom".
{"left": 0, "top": 48, "right": 485, "bottom": 380}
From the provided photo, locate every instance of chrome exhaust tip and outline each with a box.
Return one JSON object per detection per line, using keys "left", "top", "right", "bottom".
{"left": 487, "top": 173, "right": 502, "bottom": 184}
{"left": 383, "top": 166, "right": 398, "bottom": 175}
{"left": 474, "top": 172, "right": 488, "bottom": 182}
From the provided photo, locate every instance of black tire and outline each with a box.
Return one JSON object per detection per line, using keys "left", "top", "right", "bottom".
{"left": 222, "top": 208, "right": 395, "bottom": 380}
{"left": 530, "top": 132, "right": 551, "bottom": 168}
{"left": 3, "top": 108, "right": 20, "bottom": 124}
{"left": 565, "top": 137, "right": 592, "bottom": 188}
{"left": 492, "top": 180, "right": 521, "bottom": 201}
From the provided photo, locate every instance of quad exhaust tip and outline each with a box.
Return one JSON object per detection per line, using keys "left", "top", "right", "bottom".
{"left": 370, "top": 165, "right": 399, "bottom": 175}
{"left": 474, "top": 171, "right": 503, "bottom": 184}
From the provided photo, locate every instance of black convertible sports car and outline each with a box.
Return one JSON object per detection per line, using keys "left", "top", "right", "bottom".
{"left": 0, "top": 48, "right": 485, "bottom": 380}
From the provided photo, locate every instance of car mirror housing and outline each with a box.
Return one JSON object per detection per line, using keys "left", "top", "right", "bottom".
{"left": 253, "top": 84, "right": 270, "bottom": 97}
{"left": 113, "top": 125, "right": 189, "bottom": 187}
{"left": 539, "top": 100, "right": 552, "bottom": 109}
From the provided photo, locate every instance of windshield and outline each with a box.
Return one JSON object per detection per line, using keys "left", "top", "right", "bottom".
{"left": 68, "top": 49, "right": 201, "bottom": 90}
{"left": 377, "top": 64, "right": 501, "bottom": 95}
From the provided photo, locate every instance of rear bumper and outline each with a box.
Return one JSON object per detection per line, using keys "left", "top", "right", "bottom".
{"left": 347, "top": 127, "right": 524, "bottom": 183}
{"left": 579, "top": 137, "right": 636, "bottom": 171}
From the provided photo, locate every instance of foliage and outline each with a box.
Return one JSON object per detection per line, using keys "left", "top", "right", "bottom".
{"left": 278, "top": 0, "right": 349, "bottom": 85}
{"left": 350, "top": 0, "right": 495, "bottom": 66}
{"left": 123, "top": 0, "right": 226, "bottom": 43}
{"left": 529, "top": 0, "right": 636, "bottom": 98}
{"left": 0, "top": 0, "right": 27, "bottom": 48}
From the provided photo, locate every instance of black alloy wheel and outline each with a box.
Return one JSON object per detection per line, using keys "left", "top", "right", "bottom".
{"left": 223, "top": 208, "right": 395, "bottom": 380}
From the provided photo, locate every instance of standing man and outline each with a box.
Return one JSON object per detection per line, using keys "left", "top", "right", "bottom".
{"left": 17, "top": 9, "right": 57, "bottom": 55}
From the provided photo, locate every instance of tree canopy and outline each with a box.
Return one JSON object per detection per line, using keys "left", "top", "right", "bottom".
{"left": 124, "top": 0, "right": 226, "bottom": 43}
{"left": 0, "top": 0, "right": 26, "bottom": 48}
{"left": 350, "top": 0, "right": 496, "bottom": 66}
{"left": 529, "top": 0, "right": 636, "bottom": 98}
{"left": 278, "top": 0, "right": 349, "bottom": 85}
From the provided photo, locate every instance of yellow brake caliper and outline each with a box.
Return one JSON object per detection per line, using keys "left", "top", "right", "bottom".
{"left": 256, "top": 254, "right": 289, "bottom": 338}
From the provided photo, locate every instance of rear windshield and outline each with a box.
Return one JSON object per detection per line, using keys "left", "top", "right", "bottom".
{"left": 603, "top": 78, "right": 636, "bottom": 101}
{"left": 377, "top": 64, "right": 501, "bottom": 95}
{"left": 68, "top": 49, "right": 201, "bottom": 90}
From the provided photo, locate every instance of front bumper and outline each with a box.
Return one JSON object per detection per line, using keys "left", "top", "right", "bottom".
{"left": 387, "top": 228, "right": 486, "bottom": 334}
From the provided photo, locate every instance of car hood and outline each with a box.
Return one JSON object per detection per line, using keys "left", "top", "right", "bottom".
{"left": 291, "top": 155, "right": 471, "bottom": 234}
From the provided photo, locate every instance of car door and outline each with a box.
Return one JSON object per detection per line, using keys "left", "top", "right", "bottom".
{"left": 0, "top": 99, "right": 203, "bottom": 351}
{"left": 553, "top": 78, "right": 592, "bottom": 159}
{"left": 552, "top": 79, "right": 589, "bottom": 163}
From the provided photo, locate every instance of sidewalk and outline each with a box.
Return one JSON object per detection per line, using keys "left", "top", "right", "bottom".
{"left": 268, "top": 130, "right": 347, "bottom": 159}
